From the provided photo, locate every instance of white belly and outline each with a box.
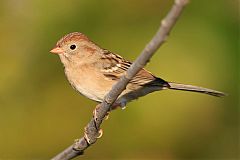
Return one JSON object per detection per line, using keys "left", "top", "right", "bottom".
{"left": 75, "top": 84, "right": 103, "bottom": 102}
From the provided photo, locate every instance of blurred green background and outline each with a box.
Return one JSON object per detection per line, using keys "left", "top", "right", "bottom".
{"left": 0, "top": 0, "right": 238, "bottom": 159}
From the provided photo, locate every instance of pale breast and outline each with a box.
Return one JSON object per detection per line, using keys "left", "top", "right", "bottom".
{"left": 64, "top": 64, "right": 114, "bottom": 102}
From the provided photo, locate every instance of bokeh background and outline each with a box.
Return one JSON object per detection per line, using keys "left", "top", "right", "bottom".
{"left": 0, "top": 0, "right": 238, "bottom": 159}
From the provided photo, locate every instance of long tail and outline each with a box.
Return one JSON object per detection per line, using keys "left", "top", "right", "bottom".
{"left": 167, "top": 82, "right": 226, "bottom": 97}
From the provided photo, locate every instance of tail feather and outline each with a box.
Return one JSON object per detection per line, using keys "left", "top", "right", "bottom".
{"left": 168, "top": 82, "right": 226, "bottom": 97}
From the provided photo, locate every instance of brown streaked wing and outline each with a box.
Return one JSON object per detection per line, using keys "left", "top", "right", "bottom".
{"left": 100, "top": 49, "right": 163, "bottom": 87}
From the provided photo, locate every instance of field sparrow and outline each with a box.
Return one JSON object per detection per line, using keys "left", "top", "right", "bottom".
{"left": 50, "top": 32, "right": 225, "bottom": 108}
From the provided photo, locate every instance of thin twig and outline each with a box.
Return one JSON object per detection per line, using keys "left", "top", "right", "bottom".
{"left": 52, "top": 0, "right": 189, "bottom": 159}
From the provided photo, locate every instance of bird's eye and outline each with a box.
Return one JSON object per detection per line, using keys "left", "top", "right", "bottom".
{"left": 70, "top": 44, "right": 76, "bottom": 50}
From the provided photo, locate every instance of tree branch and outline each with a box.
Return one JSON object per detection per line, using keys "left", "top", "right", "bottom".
{"left": 52, "top": 0, "right": 189, "bottom": 159}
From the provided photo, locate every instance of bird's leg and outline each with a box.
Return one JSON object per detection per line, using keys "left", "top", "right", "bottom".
{"left": 93, "top": 104, "right": 101, "bottom": 122}
{"left": 93, "top": 99, "right": 127, "bottom": 123}
{"left": 93, "top": 104, "right": 110, "bottom": 122}
{"left": 110, "top": 103, "right": 120, "bottom": 110}
{"left": 111, "top": 99, "right": 127, "bottom": 110}
{"left": 120, "top": 100, "right": 127, "bottom": 110}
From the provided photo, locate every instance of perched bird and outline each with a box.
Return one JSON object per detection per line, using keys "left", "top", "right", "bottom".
{"left": 50, "top": 32, "right": 225, "bottom": 109}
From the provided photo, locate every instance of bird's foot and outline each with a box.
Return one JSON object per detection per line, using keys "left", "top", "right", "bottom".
{"left": 93, "top": 104, "right": 101, "bottom": 122}
{"left": 96, "top": 129, "right": 103, "bottom": 138}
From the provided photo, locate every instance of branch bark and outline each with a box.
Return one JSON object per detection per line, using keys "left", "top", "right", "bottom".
{"left": 52, "top": 0, "right": 189, "bottom": 159}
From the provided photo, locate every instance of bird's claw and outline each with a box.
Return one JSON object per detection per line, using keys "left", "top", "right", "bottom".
{"left": 93, "top": 109, "right": 98, "bottom": 122}
{"left": 84, "top": 133, "right": 91, "bottom": 144}
{"left": 96, "top": 129, "right": 103, "bottom": 138}
{"left": 93, "top": 104, "right": 101, "bottom": 122}
{"left": 104, "top": 111, "right": 110, "bottom": 120}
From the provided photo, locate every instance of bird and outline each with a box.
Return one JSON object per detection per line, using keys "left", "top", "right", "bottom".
{"left": 50, "top": 32, "right": 225, "bottom": 109}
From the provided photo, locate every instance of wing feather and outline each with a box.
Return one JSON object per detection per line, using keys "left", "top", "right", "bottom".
{"left": 100, "top": 49, "right": 168, "bottom": 88}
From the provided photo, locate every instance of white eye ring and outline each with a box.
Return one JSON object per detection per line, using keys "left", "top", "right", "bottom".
{"left": 70, "top": 44, "right": 76, "bottom": 50}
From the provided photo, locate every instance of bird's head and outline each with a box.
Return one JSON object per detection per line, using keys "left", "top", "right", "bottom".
{"left": 50, "top": 32, "right": 99, "bottom": 65}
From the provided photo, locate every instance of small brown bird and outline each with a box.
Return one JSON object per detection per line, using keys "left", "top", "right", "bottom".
{"left": 50, "top": 32, "right": 225, "bottom": 108}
